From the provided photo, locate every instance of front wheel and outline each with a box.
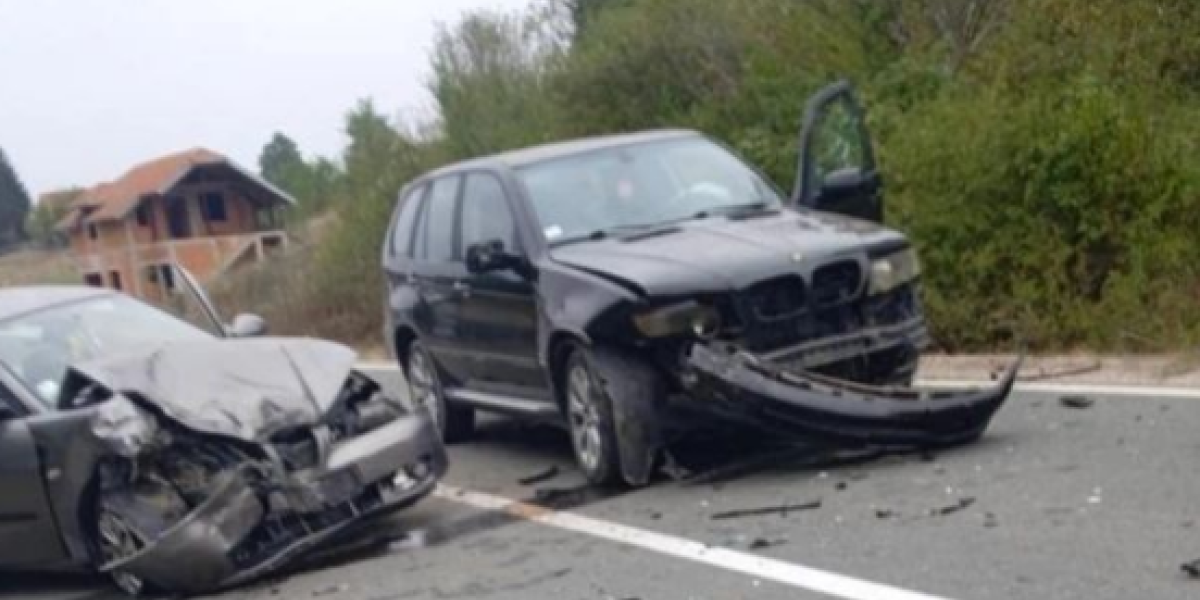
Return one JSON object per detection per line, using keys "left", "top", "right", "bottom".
{"left": 94, "top": 499, "right": 155, "bottom": 596}
{"left": 406, "top": 341, "right": 475, "bottom": 443}
{"left": 564, "top": 349, "right": 623, "bottom": 486}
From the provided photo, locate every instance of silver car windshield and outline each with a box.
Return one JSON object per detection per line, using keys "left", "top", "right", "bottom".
{"left": 518, "top": 136, "right": 783, "bottom": 244}
{"left": 0, "top": 295, "right": 212, "bottom": 407}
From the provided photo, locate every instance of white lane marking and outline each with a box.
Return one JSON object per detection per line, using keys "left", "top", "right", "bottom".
{"left": 358, "top": 362, "right": 1200, "bottom": 400}
{"left": 919, "top": 379, "right": 1200, "bottom": 399}
{"left": 436, "top": 485, "right": 954, "bottom": 600}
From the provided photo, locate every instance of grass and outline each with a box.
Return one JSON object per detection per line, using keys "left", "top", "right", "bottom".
{"left": 0, "top": 248, "right": 79, "bottom": 287}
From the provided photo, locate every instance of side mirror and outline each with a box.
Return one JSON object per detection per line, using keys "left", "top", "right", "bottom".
{"left": 227, "top": 313, "right": 268, "bottom": 338}
{"left": 812, "top": 167, "right": 882, "bottom": 222}
{"left": 466, "top": 240, "right": 521, "bottom": 275}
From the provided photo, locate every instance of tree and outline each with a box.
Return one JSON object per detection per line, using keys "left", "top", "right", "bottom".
{"left": 429, "top": 9, "right": 565, "bottom": 157}
{"left": 0, "top": 148, "right": 32, "bottom": 249}
{"left": 258, "top": 132, "right": 343, "bottom": 219}
{"left": 26, "top": 188, "right": 83, "bottom": 248}
{"left": 258, "top": 133, "right": 306, "bottom": 189}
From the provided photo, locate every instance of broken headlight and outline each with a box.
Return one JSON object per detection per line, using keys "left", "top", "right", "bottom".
{"left": 632, "top": 301, "right": 721, "bottom": 339}
{"left": 869, "top": 248, "right": 921, "bottom": 296}
{"left": 90, "top": 396, "right": 159, "bottom": 458}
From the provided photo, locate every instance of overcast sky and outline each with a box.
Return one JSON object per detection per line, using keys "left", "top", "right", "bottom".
{"left": 0, "top": 0, "right": 532, "bottom": 198}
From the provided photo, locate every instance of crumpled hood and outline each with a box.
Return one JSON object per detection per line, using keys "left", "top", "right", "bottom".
{"left": 69, "top": 337, "right": 358, "bottom": 442}
{"left": 550, "top": 208, "right": 907, "bottom": 296}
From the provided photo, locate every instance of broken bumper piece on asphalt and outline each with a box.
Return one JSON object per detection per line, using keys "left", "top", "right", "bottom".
{"left": 684, "top": 343, "right": 1021, "bottom": 448}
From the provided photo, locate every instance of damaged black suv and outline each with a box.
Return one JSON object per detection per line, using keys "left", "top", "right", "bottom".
{"left": 383, "top": 82, "right": 1017, "bottom": 486}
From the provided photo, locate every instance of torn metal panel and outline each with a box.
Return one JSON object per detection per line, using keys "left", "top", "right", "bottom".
{"left": 684, "top": 343, "right": 1020, "bottom": 447}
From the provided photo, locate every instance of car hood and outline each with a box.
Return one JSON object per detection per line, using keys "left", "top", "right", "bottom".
{"left": 550, "top": 208, "right": 908, "bottom": 296}
{"left": 68, "top": 338, "right": 358, "bottom": 443}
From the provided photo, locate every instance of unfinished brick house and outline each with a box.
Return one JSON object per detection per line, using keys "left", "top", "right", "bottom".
{"left": 56, "top": 148, "right": 294, "bottom": 301}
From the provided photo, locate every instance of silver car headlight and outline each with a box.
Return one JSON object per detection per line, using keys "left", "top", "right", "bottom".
{"left": 869, "top": 248, "right": 921, "bottom": 296}
{"left": 91, "top": 396, "right": 159, "bottom": 458}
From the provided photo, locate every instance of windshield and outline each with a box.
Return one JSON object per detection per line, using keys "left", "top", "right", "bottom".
{"left": 518, "top": 136, "right": 783, "bottom": 243}
{"left": 0, "top": 295, "right": 212, "bottom": 407}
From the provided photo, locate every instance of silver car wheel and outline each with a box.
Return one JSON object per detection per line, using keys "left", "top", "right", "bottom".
{"left": 97, "top": 509, "right": 148, "bottom": 596}
{"left": 567, "top": 364, "right": 603, "bottom": 474}
{"left": 407, "top": 349, "right": 442, "bottom": 429}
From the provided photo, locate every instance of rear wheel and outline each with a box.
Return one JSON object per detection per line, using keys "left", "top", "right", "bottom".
{"left": 406, "top": 340, "right": 475, "bottom": 443}
{"left": 564, "top": 348, "right": 623, "bottom": 486}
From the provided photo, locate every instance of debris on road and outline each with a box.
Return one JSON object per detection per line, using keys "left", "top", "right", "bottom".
{"left": 1181, "top": 558, "right": 1200, "bottom": 579}
{"left": 983, "top": 512, "right": 999, "bottom": 528}
{"left": 312, "top": 583, "right": 349, "bottom": 597}
{"left": 518, "top": 466, "right": 561, "bottom": 486}
{"left": 1059, "top": 395, "right": 1095, "bottom": 409}
{"left": 710, "top": 500, "right": 822, "bottom": 520}
{"left": 875, "top": 508, "right": 896, "bottom": 519}
{"left": 930, "top": 497, "right": 977, "bottom": 516}
{"left": 748, "top": 537, "right": 788, "bottom": 550}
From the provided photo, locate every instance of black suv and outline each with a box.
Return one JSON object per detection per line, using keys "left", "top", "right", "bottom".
{"left": 382, "top": 83, "right": 1018, "bottom": 486}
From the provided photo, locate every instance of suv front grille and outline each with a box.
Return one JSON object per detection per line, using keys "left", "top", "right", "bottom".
{"left": 811, "top": 261, "right": 863, "bottom": 307}
{"left": 734, "top": 264, "right": 913, "bottom": 353}
{"left": 743, "top": 276, "right": 806, "bottom": 321}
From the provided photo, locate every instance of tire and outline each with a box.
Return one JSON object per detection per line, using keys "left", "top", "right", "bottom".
{"left": 93, "top": 497, "right": 157, "bottom": 597}
{"left": 563, "top": 347, "right": 624, "bottom": 486}
{"left": 405, "top": 340, "right": 475, "bottom": 443}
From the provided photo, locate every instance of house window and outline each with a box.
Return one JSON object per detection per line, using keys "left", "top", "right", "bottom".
{"left": 84, "top": 273, "right": 104, "bottom": 287}
{"left": 136, "top": 204, "right": 151, "bottom": 227}
{"left": 159, "top": 265, "right": 176, "bottom": 291}
{"left": 88, "top": 224, "right": 98, "bottom": 240}
{"left": 109, "top": 271, "right": 122, "bottom": 291}
{"left": 202, "top": 192, "right": 228, "bottom": 222}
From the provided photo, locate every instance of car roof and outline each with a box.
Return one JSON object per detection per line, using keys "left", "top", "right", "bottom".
{"left": 428, "top": 129, "right": 702, "bottom": 177}
{"left": 0, "top": 286, "right": 113, "bottom": 323}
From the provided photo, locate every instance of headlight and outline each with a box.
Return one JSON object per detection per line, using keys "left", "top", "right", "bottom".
{"left": 869, "top": 248, "right": 921, "bottom": 296}
{"left": 90, "top": 397, "right": 159, "bottom": 457}
{"left": 632, "top": 301, "right": 721, "bottom": 339}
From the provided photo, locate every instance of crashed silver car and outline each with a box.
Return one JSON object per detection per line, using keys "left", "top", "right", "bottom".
{"left": 0, "top": 284, "right": 447, "bottom": 596}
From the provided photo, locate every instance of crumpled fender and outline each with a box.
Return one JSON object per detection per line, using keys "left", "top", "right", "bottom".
{"left": 103, "top": 466, "right": 264, "bottom": 594}
{"left": 683, "top": 343, "right": 1022, "bottom": 448}
{"left": 587, "top": 347, "right": 665, "bottom": 486}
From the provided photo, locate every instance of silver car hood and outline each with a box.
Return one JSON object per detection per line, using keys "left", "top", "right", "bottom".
{"left": 69, "top": 338, "right": 358, "bottom": 442}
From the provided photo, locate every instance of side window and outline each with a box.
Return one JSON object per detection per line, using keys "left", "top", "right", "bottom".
{"left": 417, "top": 176, "right": 461, "bottom": 263}
{"left": 389, "top": 184, "right": 427, "bottom": 257}
{"left": 810, "top": 97, "right": 868, "bottom": 186}
{"left": 460, "top": 173, "right": 517, "bottom": 254}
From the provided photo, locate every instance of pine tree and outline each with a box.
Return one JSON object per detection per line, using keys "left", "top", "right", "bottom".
{"left": 0, "top": 148, "right": 32, "bottom": 249}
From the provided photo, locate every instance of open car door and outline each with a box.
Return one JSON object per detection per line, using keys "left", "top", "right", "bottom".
{"left": 792, "top": 80, "right": 884, "bottom": 222}
{"left": 167, "top": 264, "right": 267, "bottom": 338}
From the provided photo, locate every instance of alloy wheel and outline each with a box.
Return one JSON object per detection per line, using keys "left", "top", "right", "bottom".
{"left": 97, "top": 509, "right": 149, "bottom": 596}
{"left": 567, "top": 364, "right": 604, "bottom": 474}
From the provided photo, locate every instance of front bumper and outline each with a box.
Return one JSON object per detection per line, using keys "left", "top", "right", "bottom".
{"left": 683, "top": 342, "right": 1020, "bottom": 448}
{"left": 105, "top": 413, "right": 447, "bottom": 594}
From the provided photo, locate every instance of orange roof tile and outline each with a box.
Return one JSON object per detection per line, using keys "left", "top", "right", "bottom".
{"left": 81, "top": 148, "right": 224, "bottom": 222}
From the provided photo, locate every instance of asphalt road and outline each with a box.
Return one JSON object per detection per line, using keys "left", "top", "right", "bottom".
{"left": 7, "top": 369, "right": 1200, "bottom": 600}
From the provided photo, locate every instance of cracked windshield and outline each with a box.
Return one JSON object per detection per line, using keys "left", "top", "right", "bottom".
{"left": 1, "top": 1, "right": 1198, "bottom": 599}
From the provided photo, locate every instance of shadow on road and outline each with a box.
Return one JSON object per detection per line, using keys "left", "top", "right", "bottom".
{"left": 0, "top": 572, "right": 122, "bottom": 600}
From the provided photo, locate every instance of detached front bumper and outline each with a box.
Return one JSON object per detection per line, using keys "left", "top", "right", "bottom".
{"left": 683, "top": 343, "right": 1020, "bottom": 448}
